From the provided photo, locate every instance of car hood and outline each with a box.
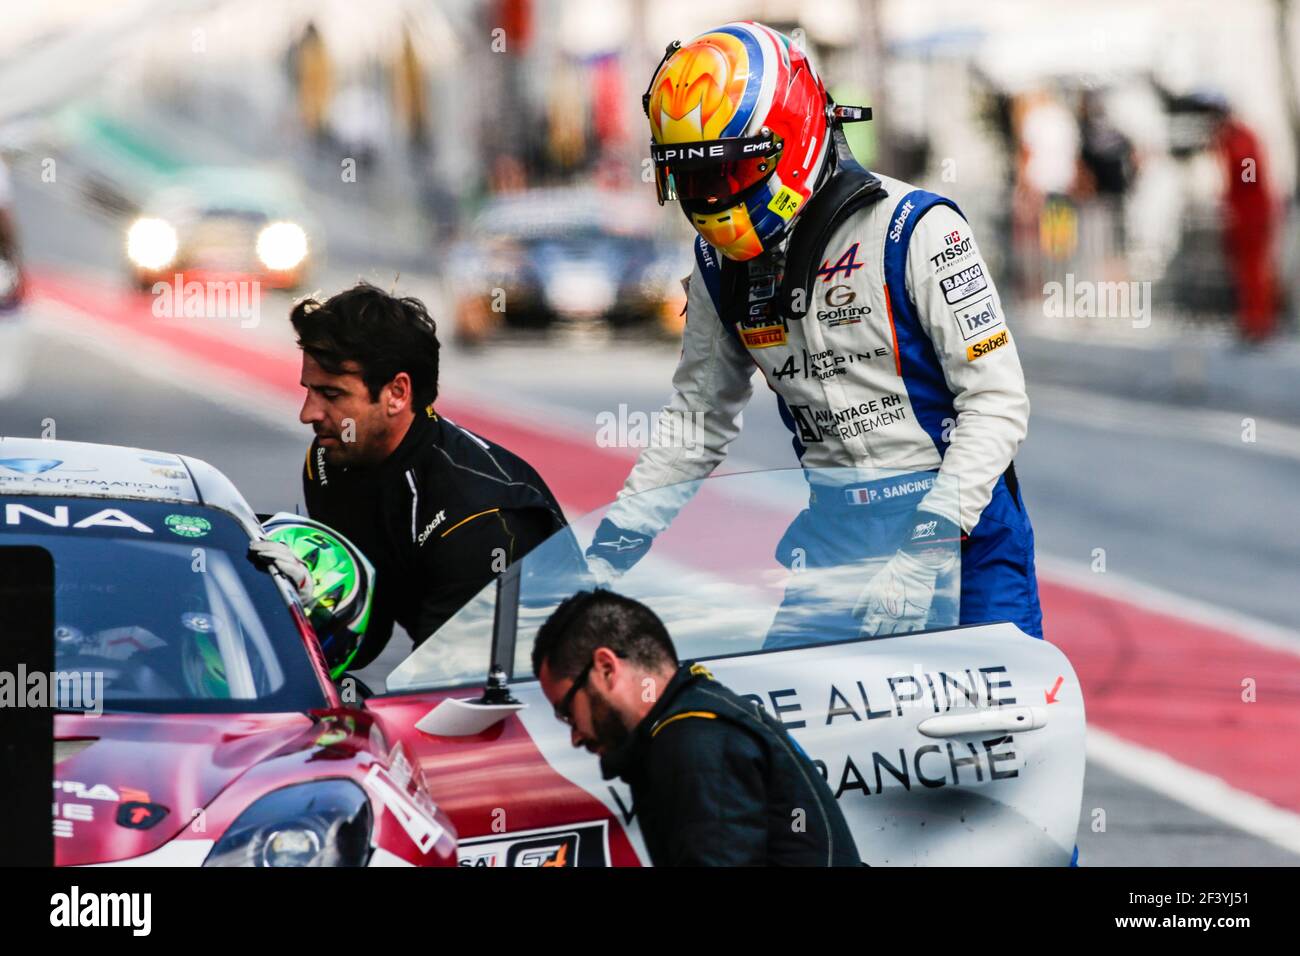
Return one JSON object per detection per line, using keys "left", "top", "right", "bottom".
{"left": 53, "top": 710, "right": 316, "bottom": 866}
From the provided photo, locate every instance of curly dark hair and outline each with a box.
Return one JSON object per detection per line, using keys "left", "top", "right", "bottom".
{"left": 532, "top": 590, "right": 678, "bottom": 680}
{"left": 290, "top": 282, "right": 441, "bottom": 406}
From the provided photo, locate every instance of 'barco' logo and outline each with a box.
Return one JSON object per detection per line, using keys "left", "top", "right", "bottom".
{"left": 966, "top": 329, "right": 1010, "bottom": 361}
{"left": 940, "top": 263, "right": 987, "bottom": 305}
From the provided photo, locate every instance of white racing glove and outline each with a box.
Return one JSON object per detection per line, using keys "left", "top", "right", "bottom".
{"left": 853, "top": 513, "right": 960, "bottom": 636}
{"left": 585, "top": 553, "right": 620, "bottom": 588}
{"left": 249, "top": 538, "right": 315, "bottom": 606}
{"left": 852, "top": 550, "right": 945, "bottom": 636}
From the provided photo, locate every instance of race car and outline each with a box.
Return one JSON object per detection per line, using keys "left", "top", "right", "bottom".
{"left": 446, "top": 187, "right": 691, "bottom": 344}
{"left": 124, "top": 166, "right": 315, "bottom": 292}
{"left": 8, "top": 437, "right": 1085, "bottom": 866}
{"left": 352, "top": 466, "right": 1088, "bottom": 867}
{"left": 0, "top": 437, "right": 454, "bottom": 866}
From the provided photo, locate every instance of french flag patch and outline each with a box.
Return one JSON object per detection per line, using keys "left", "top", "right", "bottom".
{"left": 844, "top": 487, "right": 875, "bottom": 506}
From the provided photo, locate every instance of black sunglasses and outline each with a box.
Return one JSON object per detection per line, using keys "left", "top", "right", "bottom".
{"left": 554, "top": 658, "right": 596, "bottom": 725}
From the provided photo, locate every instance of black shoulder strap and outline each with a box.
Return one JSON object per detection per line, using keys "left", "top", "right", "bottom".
{"left": 780, "top": 128, "right": 889, "bottom": 317}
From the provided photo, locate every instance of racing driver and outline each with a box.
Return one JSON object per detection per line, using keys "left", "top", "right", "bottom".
{"left": 291, "top": 282, "right": 567, "bottom": 670}
{"left": 588, "top": 21, "right": 1043, "bottom": 642}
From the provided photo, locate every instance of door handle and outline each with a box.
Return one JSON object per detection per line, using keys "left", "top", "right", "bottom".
{"left": 917, "top": 706, "right": 1047, "bottom": 738}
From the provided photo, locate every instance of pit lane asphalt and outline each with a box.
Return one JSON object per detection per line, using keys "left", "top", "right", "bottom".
{"left": 6, "top": 171, "right": 1298, "bottom": 867}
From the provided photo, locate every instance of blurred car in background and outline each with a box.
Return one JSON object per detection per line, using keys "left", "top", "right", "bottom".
{"left": 124, "top": 166, "right": 316, "bottom": 292}
{"left": 446, "top": 187, "right": 690, "bottom": 344}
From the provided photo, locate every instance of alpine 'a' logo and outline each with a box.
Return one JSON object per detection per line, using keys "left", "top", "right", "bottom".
{"left": 5, "top": 504, "right": 153, "bottom": 534}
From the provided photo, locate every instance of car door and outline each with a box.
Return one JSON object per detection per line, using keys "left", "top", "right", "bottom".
{"left": 365, "top": 468, "right": 1086, "bottom": 866}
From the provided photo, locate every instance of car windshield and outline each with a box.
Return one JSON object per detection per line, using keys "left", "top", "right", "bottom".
{"left": 386, "top": 467, "right": 962, "bottom": 693}
{"left": 1, "top": 496, "right": 327, "bottom": 714}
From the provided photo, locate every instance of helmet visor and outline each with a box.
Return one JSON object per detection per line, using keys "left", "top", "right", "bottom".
{"left": 651, "top": 133, "right": 782, "bottom": 208}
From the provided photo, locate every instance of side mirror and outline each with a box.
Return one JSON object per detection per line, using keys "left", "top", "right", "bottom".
{"left": 414, "top": 666, "right": 526, "bottom": 737}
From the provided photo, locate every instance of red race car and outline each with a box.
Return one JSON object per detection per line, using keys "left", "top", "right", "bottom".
{"left": 1, "top": 437, "right": 453, "bottom": 867}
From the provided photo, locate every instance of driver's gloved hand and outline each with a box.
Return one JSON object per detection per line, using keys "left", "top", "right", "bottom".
{"left": 249, "top": 538, "right": 315, "bottom": 606}
{"left": 853, "top": 512, "right": 960, "bottom": 637}
{"left": 585, "top": 518, "right": 655, "bottom": 583}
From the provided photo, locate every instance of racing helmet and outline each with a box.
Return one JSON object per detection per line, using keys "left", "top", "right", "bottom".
{"left": 643, "top": 21, "right": 832, "bottom": 261}
{"left": 181, "top": 628, "right": 229, "bottom": 698}
{"left": 262, "top": 513, "right": 375, "bottom": 679}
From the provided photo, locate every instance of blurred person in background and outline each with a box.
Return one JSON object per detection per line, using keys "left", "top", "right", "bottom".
{"left": 587, "top": 22, "right": 1043, "bottom": 643}
{"left": 0, "top": 155, "right": 28, "bottom": 397}
{"left": 290, "top": 22, "right": 334, "bottom": 150}
{"left": 1210, "top": 104, "right": 1279, "bottom": 343}
{"left": 0, "top": 156, "right": 20, "bottom": 269}
{"left": 1015, "top": 90, "right": 1083, "bottom": 287}
{"left": 393, "top": 23, "right": 431, "bottom": 159}
{"left": 1076, "top": 89, "right": 1137, "bottom": 256}
{"left": 0, "top": 155, "right": 25, "bottom": 309}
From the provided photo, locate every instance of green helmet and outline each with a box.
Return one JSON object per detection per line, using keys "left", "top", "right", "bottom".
{"left": 182, "top": 626, "right": 229, "bottom": 698}
{"left": 262, "top": 513, "right": 376, "bottom": 679}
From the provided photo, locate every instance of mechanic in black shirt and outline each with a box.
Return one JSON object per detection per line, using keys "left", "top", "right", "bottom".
{"left": 533, "top": 590, "right": 861, "bottom": 866}
{"left": 293, "top": 282, "right": 566, "bottom": 669}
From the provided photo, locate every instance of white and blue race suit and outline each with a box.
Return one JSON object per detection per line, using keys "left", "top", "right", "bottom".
{"left": 597, "top": 173, "right": 1043, "bottom": 641}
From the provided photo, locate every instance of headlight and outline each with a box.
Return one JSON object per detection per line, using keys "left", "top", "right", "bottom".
{"left": 256, "top": 221, "right": 308, "bottom": 271}
{"left": 203, "top": 780, "right": 372, "bottom": 867}
{"left": 126, "top": 217, "right": 178, "bottom": 271}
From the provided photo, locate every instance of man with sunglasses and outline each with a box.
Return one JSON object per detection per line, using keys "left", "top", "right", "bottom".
{"left": 533, "top": 589, "right": 860, "bottom": 867}
{"left": 587, "top": 22, "right": 1042, "bottom": 643}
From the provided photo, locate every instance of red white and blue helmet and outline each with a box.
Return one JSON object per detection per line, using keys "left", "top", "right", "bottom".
{"left": 643, "top": 21, "right": 832, "bottom": 261}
